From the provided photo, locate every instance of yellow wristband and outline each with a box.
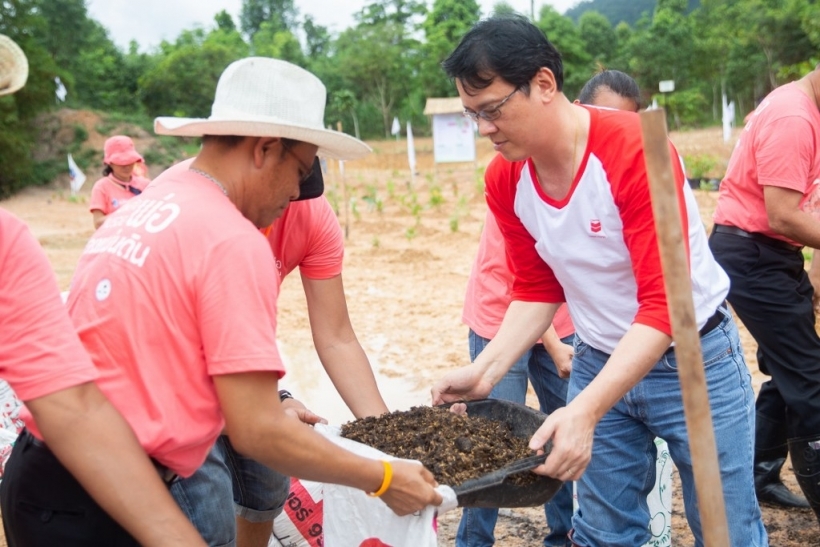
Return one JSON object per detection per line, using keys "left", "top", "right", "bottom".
{"left": 368, "top": 460, "right": 393, "bottom": 497}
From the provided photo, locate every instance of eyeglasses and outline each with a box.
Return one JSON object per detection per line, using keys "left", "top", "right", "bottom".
{"left": 283, "top": 146, "right": 315, "bottom": 184}
{"left": 463, "top": 87, "right": 520, "bottom": 123}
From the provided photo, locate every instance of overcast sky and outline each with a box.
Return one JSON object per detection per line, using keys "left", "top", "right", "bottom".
{"left": 86, "top": 0, "right": 580, "bottom": 50}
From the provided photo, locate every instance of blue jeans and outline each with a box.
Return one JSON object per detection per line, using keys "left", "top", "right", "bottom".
{"left": 568, "top": 312, "right": 768, "bottom": 547}
{"left": 456, "top": 330, "right": 574, "bottom": 547}
{"left": 170, "top": 436, "right": 290, "bottom": 547}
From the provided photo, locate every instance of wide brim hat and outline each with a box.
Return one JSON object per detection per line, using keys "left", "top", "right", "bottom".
{"left": 0, "top": 35, "right": 29, "bottom": 97}
{"left": 155, "top": 57, "right": 370, "bottom": 161}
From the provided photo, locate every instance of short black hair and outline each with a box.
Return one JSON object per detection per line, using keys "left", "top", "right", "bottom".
{"left": 201, "top": 135, "right": 247, "bottom": 148}
{"left": 578, "top": 70, "right": 641, "bottom": 109}
{"left": 442, "top": 15, "right": 564, "bottom": 94}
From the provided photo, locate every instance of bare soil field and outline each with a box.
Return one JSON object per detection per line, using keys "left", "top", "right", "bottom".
{"left": 2, "top": 124, "right": 818, "bottom": 545}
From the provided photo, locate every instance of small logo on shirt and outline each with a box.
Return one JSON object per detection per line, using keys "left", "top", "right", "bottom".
{"left": 588, "top": 219, "right": 606, "bottom": 238}
{"left": 111, "top": 198, "right": 121, "bottom": 209}
{"left": 95, "top": 279, "right": 112, "bottom": 301}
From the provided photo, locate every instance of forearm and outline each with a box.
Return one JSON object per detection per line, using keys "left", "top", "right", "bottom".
{"left": 474, "top": 300, "right": 557, "bottom": 385}
{"left": 316, "top": 339, "right": 389, "bottom": 418}
{"left": 231, "top": 410, "right": 385, "bottom": 492}
{"left": 768, "top": 210, "right": 820, "bottom": 248}
{"left": 28, "top": 384, "right": 205, "bottom": 547}
{"left": 569, "top": 323, "right": 670, "bottom": 422}
{"left": 541, "top": 325, "right": 564, "bottom": 360}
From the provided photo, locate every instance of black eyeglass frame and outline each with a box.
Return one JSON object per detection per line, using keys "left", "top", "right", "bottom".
{"left": 462, "top": 86, "right": 521, "bottom": 123}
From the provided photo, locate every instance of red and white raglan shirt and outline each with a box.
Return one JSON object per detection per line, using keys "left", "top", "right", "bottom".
{"left": 486, "top": 106, "right": 729, "bottom": 354}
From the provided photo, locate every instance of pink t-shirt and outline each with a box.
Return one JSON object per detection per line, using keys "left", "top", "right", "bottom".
{"left": 267, "top": 197, "right": 344, "bottom": 282}
{"left": 714, "top": 83, "right": 820, "bottom": 243}
{"left": 67, "top": 170, "right": 286, "bottom": 477}
{"left": 0, "top": 210, "right": 99, "bottom": 439}
{"left": 89, "top": 174, "right": 150, "bottom": 215}
{"left": 463, "top": 211, "right": 574, "bottom": 340}
{"left": 165, "top": 158, "right": 345, "bottom": 284}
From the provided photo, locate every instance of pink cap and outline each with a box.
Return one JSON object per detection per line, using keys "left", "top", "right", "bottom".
{"left": 103, "top": 136, "right": 144, "bottom": 166}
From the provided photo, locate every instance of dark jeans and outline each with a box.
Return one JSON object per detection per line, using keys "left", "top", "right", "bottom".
{"left": 709, "top": 231, "right": 820, "bottom": 437}
{"left": 0, "top": 430, "right": 140, "bottom": 547}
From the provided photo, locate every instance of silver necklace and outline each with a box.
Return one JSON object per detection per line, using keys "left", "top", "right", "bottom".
{"left": 189, "top": 167, "right": 229, "bottom": 196}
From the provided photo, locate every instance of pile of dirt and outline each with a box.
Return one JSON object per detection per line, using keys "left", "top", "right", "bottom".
{"left": 340, "top": 406, "right": 537, "bottom": 487}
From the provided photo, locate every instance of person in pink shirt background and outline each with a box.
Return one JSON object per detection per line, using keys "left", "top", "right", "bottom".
{"left": 456, "top": 69, "right": 642, "bottom": 547}
{"left": 89, "top": 135, "right": 150, "bottom": 229}
{"left": 709, "top": 62, "right": 820, "bottom": 524}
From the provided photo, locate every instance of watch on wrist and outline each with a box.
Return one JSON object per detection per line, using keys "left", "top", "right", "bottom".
{"left": 278, "top": 389, "right": 294, "bottom": 402}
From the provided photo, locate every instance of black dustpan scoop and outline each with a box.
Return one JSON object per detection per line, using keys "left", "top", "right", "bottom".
{"left": 437, "top": 399, "right": 565, "bottom": 508}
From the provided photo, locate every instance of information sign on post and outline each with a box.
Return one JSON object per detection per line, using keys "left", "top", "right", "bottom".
{"left": 659, "top": 80, "right": 675, "bottom": 93}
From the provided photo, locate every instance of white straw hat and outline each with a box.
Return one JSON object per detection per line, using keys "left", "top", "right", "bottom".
{"left": 0, "top": 35, "right": 29, "bottom": 97}
{"left": 155, "top": 57, "right": 370, "bottom": 161}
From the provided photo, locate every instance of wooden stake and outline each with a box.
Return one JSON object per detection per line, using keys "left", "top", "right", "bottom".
{"left": 337, "top": 121, "right": 349, "bottom": 239}
{"left": 639, "top": 108, "right": 730, "bottom": 546}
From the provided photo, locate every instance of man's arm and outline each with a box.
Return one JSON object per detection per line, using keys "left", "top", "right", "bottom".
{"left": 541, "top": 325, "right": 573, "bottom": 378}
{"left": 213, "top": 371, "right": 442, "bottom": 515}
{"left": 301, "top": 273, "right": 389, "bottom": 418}
{"left": 432, "top": 300, "right": 559, "bottom": 403}
{"left": 764, "top": 186, "right": 820, "bottom": 248}
{"left": 26, "top": 382, "right": 206, "bottom": 547}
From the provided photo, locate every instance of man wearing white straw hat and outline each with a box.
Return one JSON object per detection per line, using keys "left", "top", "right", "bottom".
{"left": 57, "top": 56, "right": 442, "bottom": 544}
{"left": 0, "top": 35, "right": 207, "bottom": 546}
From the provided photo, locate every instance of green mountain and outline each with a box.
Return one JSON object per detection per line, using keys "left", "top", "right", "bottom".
{"left": 565, "top": 0, "right": 700, "bottom": 26}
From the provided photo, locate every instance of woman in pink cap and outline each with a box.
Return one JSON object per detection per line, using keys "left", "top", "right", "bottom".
{"left": 89, "top": 135, "right": 150, "bottom": 228}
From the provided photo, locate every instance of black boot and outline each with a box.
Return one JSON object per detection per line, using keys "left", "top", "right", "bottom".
{"left": 755, "top": 413, "right": 810, "bottom": 508}
{"left": 788, "top": 436, "right": 820, "bottom": 525}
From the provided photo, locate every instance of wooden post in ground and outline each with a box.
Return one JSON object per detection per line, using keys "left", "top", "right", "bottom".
{"left": 337, "top": 121, "right": 349, "bottom": 239}
{"left": 639, "top": 108, "right": 730, "bottom": 546}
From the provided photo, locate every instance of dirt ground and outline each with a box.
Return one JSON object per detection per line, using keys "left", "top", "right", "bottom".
{"left": 2, "top": 124, "right": 818, "bottom": 545}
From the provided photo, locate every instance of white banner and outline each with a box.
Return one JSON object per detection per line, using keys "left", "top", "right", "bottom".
{"left": 67, "top": 153, "right": 87, "bottom": 194}
{"left": 406, "top": 121, "right": 416, "bottom": 173}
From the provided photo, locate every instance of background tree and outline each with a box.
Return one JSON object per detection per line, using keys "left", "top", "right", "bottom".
{"left": 578, "top": 11, "right": 616, "bottom": 66}
{"left": 420, "top": 0, "right": 481, "bottom": 98}
{"left": 0, "top": 0, "right": 62, "bottom": 195}
{"left": 536, "top": 6, "right": 593, "bottom": 99}
{"left": 240, "top": 0, "right": 298, "bottom": 38}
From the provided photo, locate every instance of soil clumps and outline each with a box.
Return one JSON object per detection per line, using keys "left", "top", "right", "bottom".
{"left": 340, "top": 406, "right": 538, "bottom": 487}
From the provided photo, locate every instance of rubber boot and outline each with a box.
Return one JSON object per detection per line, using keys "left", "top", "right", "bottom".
{"left": 788, "top": 436, "right": 820, "bottom": 525}
{"left": 754, "top": 413, "right": 810, "bottom": 508}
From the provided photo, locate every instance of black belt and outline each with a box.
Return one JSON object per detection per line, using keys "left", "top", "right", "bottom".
{"left": 664, "top": 302, "right": 727, "bottom": 356}
{"left": 24, "top": 430, "right": 178, "bottom": 485}
{"left": 713, "top": 224, "right": 803, "bottom": 253}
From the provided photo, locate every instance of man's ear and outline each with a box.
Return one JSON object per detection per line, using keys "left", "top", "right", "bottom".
{"left": 532, "top": 67, "right": 558, "bottom": 104}
{"left": 253, "top": 137, "right": 282, "bottom": 169}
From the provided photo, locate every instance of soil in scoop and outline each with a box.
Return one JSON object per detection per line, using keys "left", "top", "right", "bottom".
{"left": 340, "top": 406, "right": 538, "bottom": 487}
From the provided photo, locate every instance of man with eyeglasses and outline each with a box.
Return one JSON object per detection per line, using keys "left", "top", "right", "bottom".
{"left": 163, "top": 150, "right": 396, "bottom": 547}
{"left": 432, "top": 16, "right": 766, "bottom": 546}
{"left": 50, "top": 57, "right": 442, "bottom": 546}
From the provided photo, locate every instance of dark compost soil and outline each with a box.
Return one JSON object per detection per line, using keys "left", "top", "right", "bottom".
{"left": 340, "top": 406, "right": 538, "bottom": 487}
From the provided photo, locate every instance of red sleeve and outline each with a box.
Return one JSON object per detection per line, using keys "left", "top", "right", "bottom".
{"left": 484, "top": 154, "right": 565, "bottom": 304}
{"left": 299, "top": 198, "right": 344, "bottom": 280}
{"left": 603, "top": 126, "right": 689, "bottom": 336}
{"left": 89, "top": 178, "right": 108, "bottom": 213}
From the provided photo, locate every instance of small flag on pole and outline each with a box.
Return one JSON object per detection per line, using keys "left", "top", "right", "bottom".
{"left": 391, "top": 116, "right": 400, "bottom": 137}
{"left": 67, "top": 153, "right": 86, "bottom": 195}
{"left": 407, "top": 121, "right": 417, "bottom": 187}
